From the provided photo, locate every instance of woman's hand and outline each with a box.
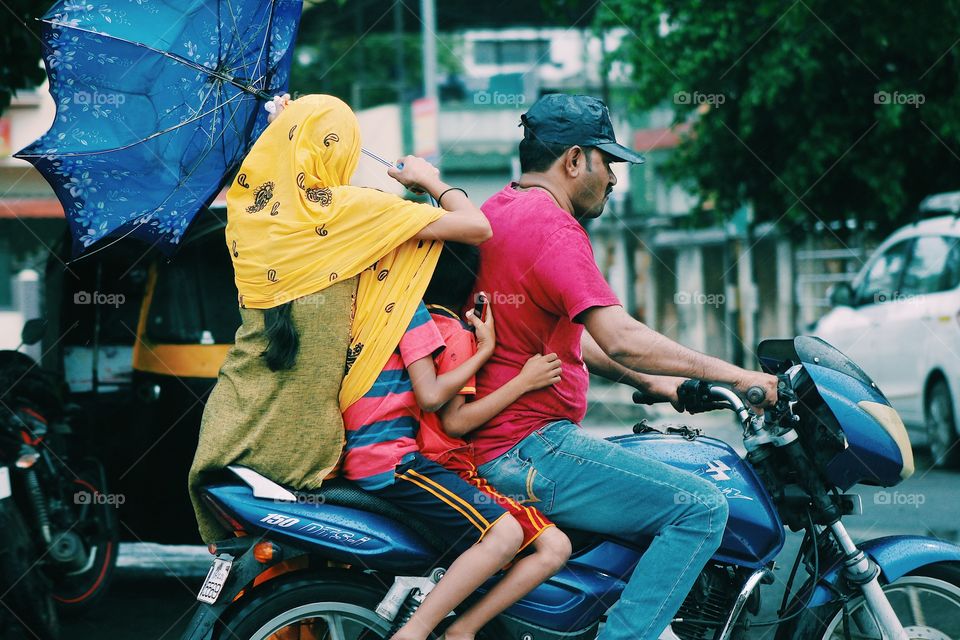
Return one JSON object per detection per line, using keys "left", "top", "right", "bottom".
{"left": 518, "top": 353, "right": 562, "bottom": 392}
{"left": 466, "top": 293, "right": 495, "bottom": 358}
{"left": 265, "top": 93, "right": 291, "bottom": 124}
{"left": 387, "top": 155, "right": 440, "bottom": 193}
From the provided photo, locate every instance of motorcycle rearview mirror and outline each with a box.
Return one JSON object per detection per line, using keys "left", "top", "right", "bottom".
{"left": 20, "top": 318, "right": 46, "bottom": 347}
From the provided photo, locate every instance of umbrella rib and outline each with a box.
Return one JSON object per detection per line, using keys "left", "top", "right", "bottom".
{"left": 105, "top": 97, "right": 253, "bottom": 272}
{"left": 221, "top": 0, "right": 273, "bottom": 89}
{"left": 221, "top": 0, "right": 255, "bottom": 71}
{"left": 18, "top": 93, "right": 249, "bottom": 158}
{"left": 42, "top": 19, "right": 269, "bottom": 98}
{"left": 69, "top": 93, "right": 248, "bottom": 266}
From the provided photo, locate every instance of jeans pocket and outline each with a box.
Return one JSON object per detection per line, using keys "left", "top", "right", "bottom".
{"left": 484, "top": 447, "right": 557, "bottom": 514}
{"left": 519, "top": 464, "right": 556, "bottom": 513}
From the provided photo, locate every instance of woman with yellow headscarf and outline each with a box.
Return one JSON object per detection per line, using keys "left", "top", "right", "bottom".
{"left": 188, "top": 94, "right": 490, "bottom": 543}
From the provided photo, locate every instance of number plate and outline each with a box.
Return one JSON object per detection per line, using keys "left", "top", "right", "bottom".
{"left": 196, "top": 555, "right": 233, "bottom": 604}
{"left": 0, "top": 467, "right": 10, "bottom": 500}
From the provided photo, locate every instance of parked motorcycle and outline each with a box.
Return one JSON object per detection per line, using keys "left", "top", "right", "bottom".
{"left": 182, "top": 336, "right": 960, "bottom": 640}
{"left": 0, "top": 319, "right": 119, "bottom": 639}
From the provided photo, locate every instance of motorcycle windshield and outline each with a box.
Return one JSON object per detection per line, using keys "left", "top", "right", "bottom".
{"left": 758, "top": 335, "right": 882, "bottom": 398}
{"left": 758, "top": 336, "right": 913, "bottom": 488}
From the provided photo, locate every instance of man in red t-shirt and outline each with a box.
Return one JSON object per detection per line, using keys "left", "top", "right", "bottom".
{"left": 471, "top": 94, "right": 779, "bottom": 640}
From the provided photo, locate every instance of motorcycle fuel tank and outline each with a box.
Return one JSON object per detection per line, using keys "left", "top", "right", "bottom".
{"left": 607, "top": 433, "right": 784, "bottom": 567}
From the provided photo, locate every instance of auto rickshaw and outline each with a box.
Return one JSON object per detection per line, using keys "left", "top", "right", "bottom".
{"left": 40, "top": 206, "right": 239, "bottom": 543}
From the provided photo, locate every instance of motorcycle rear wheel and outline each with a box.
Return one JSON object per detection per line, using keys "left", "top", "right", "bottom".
{"left": 791, "top": 562, "right": 960, "bottom": 639}
{"left": 216, "top": 572, "right": 391, "bottom": 640}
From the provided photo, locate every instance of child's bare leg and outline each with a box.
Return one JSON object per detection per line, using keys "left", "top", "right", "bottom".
{"left": 390, "top": 516, "right": 523, "bottom": 640}
{"left": 443, "top": 526, "right": 571, "bottom": 640}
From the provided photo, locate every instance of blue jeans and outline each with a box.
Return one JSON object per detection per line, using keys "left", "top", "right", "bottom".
{"left": 478, "top": 421, "right": 729, "bottom": 640}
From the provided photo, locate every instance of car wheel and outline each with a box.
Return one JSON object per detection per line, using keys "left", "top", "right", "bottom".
{"left": 926, "top": 380, "right": 960, "bottom": 469}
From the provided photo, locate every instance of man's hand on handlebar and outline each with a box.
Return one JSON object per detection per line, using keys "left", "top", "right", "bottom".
{"left": 633, "top": 374, "right": 778, "bottom": 416}
{"left": 732, "top": 371, "right": 778, "bottom": 409}
{"left": 638, "top": 375, "right": 686, "bottom": 411}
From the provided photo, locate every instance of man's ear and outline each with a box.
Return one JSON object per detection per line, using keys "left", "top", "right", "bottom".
{"left": 563, "top": 145, "right": 585, "bottom": 177}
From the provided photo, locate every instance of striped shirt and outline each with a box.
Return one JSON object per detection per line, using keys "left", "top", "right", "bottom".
{"left": 341, "top": 302, "right": 445, "bottom": 489}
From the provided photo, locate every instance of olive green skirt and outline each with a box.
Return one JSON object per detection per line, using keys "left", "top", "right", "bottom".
{"left": 188, "top": 277, "right": 357, "bottom": 543}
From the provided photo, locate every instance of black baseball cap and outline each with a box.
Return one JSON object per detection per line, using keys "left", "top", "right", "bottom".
{"left": 520, "top": 94, "right": 644, "bottom": 164}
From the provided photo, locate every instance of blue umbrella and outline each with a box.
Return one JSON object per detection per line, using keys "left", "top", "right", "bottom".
{"left": 14, "top": 0, "right": 303, "bottom": 256}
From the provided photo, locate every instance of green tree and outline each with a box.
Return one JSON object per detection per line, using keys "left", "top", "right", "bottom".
{"left": 598, "top": 0, "right": 960, "bottom": 230}
{"left": 0, "top": 0, "right": 46, "bottom": 110}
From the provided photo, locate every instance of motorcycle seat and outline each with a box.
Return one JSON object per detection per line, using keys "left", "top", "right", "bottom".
{"left": 302, "top": 479, "right": 451, "bottom": 552}
{"left": 225, "top": 466, "right": 449, "bottom": 553}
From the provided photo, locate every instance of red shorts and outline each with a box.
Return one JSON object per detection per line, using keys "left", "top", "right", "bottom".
{"left": 453, "top": 461, "right": 554, "bottom": 551}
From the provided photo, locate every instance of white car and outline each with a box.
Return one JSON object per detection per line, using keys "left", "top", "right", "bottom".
{"left": 815, "top": 198, "right": 960, "bottom": 468}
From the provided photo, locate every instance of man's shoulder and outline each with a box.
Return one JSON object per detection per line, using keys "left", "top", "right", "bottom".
{"left": 482, "top": 185, "right": 579, "bottom": 243}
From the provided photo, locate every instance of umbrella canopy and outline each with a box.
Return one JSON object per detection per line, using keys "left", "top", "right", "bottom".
{"left": 15, "top": 0, "right": 303, "bottom": 256}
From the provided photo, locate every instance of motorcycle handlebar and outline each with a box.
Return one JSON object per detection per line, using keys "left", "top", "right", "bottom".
{"left": 632, "top": 381, "right": 769, "bottom": 415}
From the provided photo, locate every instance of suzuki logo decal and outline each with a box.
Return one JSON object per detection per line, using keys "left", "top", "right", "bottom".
{"left": 705, "top": 460, "right": 731, "bottom": 481}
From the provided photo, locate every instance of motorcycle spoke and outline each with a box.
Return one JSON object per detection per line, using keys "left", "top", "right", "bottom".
{"left": 322, "top": 613, "right": 347, "bottom": 640}
{"left": 906, "top": 585, "right": 926, "bottom": 626}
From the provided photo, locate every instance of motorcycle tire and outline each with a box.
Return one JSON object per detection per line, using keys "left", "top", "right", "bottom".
{"left": 0, "top": 501, "right": 60, "bottom": 640}
{"left": 780, "top": 561, "right": 960, "bottom": 639}
{"left": 216, "top": 571, "right": 392, "bottom": 640}
{"left": 52, "top": 476, "right": 119, "bottom": 616}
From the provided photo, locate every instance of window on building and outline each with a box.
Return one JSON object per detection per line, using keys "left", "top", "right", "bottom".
{"left": 474, "top": 40, "right": 550, "bottom": 66}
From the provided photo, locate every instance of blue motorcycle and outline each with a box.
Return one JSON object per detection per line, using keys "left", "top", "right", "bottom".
{"left": 182, "top": 337, "right": 960, "bottom": 640}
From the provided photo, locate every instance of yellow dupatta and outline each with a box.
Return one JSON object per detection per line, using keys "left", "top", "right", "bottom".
{"left": 225, "top": 94, "right": 444, "bottom": 409}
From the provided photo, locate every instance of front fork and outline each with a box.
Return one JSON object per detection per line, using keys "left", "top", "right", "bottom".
{"left": 830, "top": 521, "right": 909, "bottom": 640}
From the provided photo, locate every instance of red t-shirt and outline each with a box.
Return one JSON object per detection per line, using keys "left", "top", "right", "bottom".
{"left": 417, "top": 308, "right": 477, "bottom": 472}
{"left": 470, "top": 185, "right": 621, "bottom": 465}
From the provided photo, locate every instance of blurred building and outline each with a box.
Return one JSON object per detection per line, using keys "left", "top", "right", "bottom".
{"left": 0, "top": 84, "right": 65, "bottom": 348}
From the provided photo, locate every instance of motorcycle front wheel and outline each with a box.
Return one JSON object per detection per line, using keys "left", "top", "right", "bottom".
{"left": 792, "top": 562, "right": 960, "bottom": 640}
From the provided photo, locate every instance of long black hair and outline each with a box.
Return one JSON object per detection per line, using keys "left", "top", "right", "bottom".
{"left": 261, "top": 302, "right": 299, "bottom": 371}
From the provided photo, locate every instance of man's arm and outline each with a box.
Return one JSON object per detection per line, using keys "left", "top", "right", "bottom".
{"left": 581, "top": 331, "right": 687, "bottom": 401}
{"left": 579, "top": 305, "right": 778, "bottom": 405}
